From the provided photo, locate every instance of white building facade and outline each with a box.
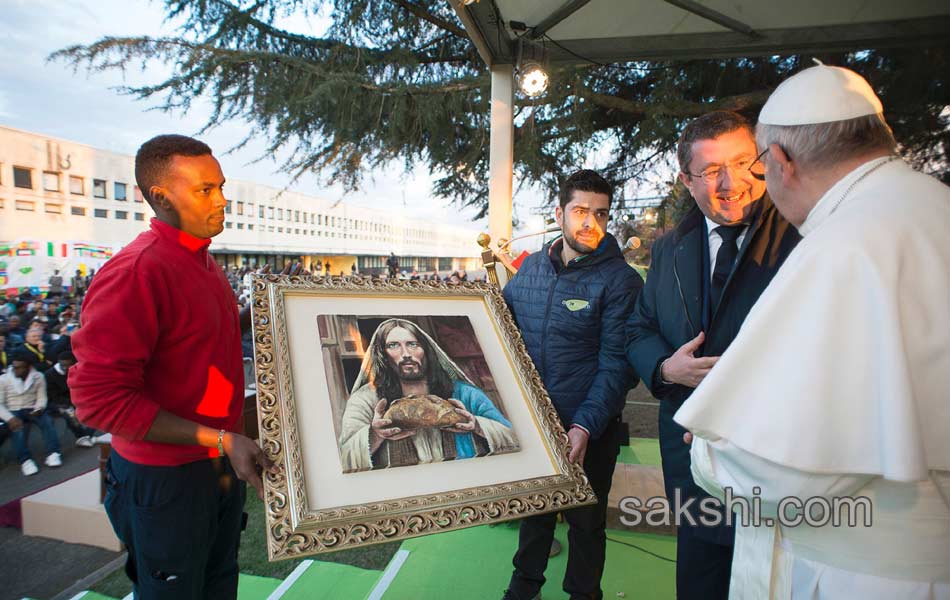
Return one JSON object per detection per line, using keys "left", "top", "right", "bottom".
{"left": 0, "top": 126, "right": 482, "bottom": 290}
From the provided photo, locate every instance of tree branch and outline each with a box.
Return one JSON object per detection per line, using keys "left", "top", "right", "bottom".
{"left": 392, "top": 0, "right": 468, "bottom": 39}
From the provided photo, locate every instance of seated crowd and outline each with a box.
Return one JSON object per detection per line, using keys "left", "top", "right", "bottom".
{"left": 0, "top": 287, "right": 98, "bottom": 476}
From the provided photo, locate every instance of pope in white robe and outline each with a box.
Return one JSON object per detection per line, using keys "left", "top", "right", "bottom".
{"left": 674, "top": 62, "right": 950, "bottom": 599}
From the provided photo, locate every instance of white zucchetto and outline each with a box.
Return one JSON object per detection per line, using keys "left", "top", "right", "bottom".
{"left": 759, "top": 59, "right": 883, "bottom": 126}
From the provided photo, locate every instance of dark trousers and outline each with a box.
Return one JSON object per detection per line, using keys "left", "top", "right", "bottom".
{"left": 675, "top": 523, "right": 733, "bottom": 600}
{"left": 47, "top": 405, "right": 95, "bottom": 439}
{"left": 10, "top": 408, "right": 61, "bottom": 464}
{"left": 104, "top": 451, "right": 247, "bottom": 600}
{"left": 659, "top": 405, "right": 734, "bottom": 599}
{"left": 507, "top": 420, "right": 622, "bottom": 600}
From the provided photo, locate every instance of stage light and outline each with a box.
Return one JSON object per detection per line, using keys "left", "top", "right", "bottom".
{"left": 519, "top": 62, "right": 548, "bottom": 97}
{"left": 516, "top": 39, "right": 549, "bottom": 98}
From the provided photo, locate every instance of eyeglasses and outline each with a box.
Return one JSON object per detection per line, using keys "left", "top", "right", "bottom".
{"left": 687, "top": 149, "right": 768, "bottom": 184}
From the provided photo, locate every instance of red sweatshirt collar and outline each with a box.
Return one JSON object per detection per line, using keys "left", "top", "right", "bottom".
{"left": 150, "top": 218, "right": 212, "bottom": 253}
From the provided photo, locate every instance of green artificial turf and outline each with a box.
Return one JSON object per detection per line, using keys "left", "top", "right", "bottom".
{"left": 618, "top": 437, "right": 662, "bottom": 467}
{"left": 278, "top": 560, "right": 383, "bottom": 599}
{"left": 382, "top": 522, "right": 675, "bottom": 600}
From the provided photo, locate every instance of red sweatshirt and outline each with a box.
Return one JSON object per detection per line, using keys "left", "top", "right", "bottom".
{"left": 70, "top": 218, "right": 244, "bottom": 466}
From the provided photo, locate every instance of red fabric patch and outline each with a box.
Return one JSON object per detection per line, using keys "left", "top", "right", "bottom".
{"left": 511, "top": 250, "right": 530, "bottom": 270}
{"left": 195, "top": 365, "right": 234, "bottom": 418}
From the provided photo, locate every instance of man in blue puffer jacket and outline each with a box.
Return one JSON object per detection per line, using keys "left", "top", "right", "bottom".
{"left": 502, "top": 169, "right": 643, "bottom": 600}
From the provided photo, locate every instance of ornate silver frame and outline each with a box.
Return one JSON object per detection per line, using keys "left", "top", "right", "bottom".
{"left": 251, "top": 275, "right": 595, "bottom": 560}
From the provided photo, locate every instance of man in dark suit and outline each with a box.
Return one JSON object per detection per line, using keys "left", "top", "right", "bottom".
{"left": 625, "top": 111, "right": 800, "bottom": 599}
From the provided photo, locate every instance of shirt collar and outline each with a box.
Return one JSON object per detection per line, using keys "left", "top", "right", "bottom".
{"left": 5, "top": 367, "right": 38, "bottom": 393}
{"left": 704, "top": 217, "right": 748, "bottom": 239}
{"left": 150, "top": 218, "right": 212, "bottom": 253}
{"left": 799, "top": 156, "right": 895, "bottom": 237}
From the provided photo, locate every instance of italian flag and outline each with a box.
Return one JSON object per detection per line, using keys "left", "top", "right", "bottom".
{"left": 47, "top": 242, "right": 67, "bottom": 257}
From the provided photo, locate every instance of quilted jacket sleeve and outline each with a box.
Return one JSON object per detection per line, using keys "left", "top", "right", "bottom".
{"left": 571, "top": 265, "right": 643, "bottom": 438}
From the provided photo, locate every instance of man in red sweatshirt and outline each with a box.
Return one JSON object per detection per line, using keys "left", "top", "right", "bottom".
{"left": 70, "top": 134, "right": 273, "bottom": 600}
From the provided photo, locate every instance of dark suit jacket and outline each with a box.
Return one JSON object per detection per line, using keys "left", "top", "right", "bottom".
{"left": 626, "top": 195, "right": 800, "bottom": 545}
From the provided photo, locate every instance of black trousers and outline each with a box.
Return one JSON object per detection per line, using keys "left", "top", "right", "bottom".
{"left": 675, "top": 522, "right": 733, "bottom": 599}
{"left": 47, "top": 405, "right": 95, "bottom": 439}
{"left": 507, "top": 420, "right": 622, "bottom": 600}
{"left": 104, "top": 451, "right": 247, "bottom": 600}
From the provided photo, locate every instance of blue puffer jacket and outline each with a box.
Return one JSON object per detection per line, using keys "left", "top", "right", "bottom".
{"left": 503, "top": 233, "right": 643, "bottom": 439}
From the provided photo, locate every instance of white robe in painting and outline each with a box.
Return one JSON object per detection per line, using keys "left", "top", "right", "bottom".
{"left": 338, "top": 379, "right": 520, "bottom": 472}
{"left": 674, "top": 157, "right": 950, "bottom": 599}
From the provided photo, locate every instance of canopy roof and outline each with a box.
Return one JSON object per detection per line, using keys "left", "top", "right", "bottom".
{"left": 452, "top": 0, "right": 950, "bottom": 66}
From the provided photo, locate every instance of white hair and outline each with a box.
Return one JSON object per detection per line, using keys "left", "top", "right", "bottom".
{"left": 756, "top": 113, "right": 897, "bottom": 170}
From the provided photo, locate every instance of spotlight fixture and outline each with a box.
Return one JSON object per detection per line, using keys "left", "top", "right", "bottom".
{"left": 516, "top": 38, "right": 549, "bottom": 98}
{"left": 519, "top": 62, "right": 549, "bottom": 97}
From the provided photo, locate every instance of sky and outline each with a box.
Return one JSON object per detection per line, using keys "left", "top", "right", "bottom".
{"left": 0, "top": 0, "right": 553, "bottom": 242}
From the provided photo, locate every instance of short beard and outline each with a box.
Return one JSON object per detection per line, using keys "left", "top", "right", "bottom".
{"left": 563, "top": 231, "right": 597, "bottom": 255}
{"left": 397, "top": 360, "right": 426, "bottom": 382}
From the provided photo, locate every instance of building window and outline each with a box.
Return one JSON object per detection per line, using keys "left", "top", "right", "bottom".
{"left": 294, "top": 210, "right": 300, "bottom": 222}
{"left": 237, "top": 201, "right": 244, "bottom": 216}
{"left": 317, "top": 215, "right": 323, "bottom": 225}
{"left": 267, "top": 206, "right": 274, "bottom": 219}
{"left": 69, "top": 175, "right": 84, "bottom": 195}
{"left": 45, "top": 203, "right": 63, "bottom": 214}
{"left": 237, "top": 222, "right": 244, "bottom": 229}
{"left": 43, "top": 172, "right": 61, "bottom": 192}
{"left": 93, "top": 179, "right": 107, "bottom": 198}
{"left": 277, "top": 208, "right": 283, "bottom": 220}
{"left": 225, "top": 200, "right": 232, "bottom": 214}
{"left": 225, "top": 222, "right": 232, "bottom": 229}
{"left": 134, "top": 186, "right": 144, "bottom": 203}
{"left": 13, "top": 167, "right": 32, "bottom": 189}
{"left": 115, "top": 210, "right": 128, "bottom": 220}
{"left": 247, "top": 203, "right": 254, "bottom": 216}
{"left": 248, "top": 223, "right": 254, "bottom": 230}
{"left": 259, "top": 205, "right": 265, "bottom": 218}
{"left": 114, "top": 182, "right": 127, "bottom": 201}
{"left": 94, "top": 208, "right": 108, "bottom": 218}
{"left": 278, "top": 227, "right": 283, "bottom": 233}
{"left": 134, "top": 212, "right": 145, "bottom": 221}
{"left": 15, "top": 199, "right": 34, "bottom": 211}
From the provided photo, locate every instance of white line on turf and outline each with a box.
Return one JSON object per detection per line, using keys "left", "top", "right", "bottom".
{"left": 266, "top": 559, "right": 315, "bottom": 600}
{"left": 367, "top": 549, "right": 411, "bottom": 600}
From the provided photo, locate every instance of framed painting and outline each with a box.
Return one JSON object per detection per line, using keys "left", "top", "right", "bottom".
{"left": 251, "top": 275, "right": 595, "bottom": 560}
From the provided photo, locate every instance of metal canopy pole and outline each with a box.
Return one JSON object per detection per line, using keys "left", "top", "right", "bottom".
{"left": 662, "top": 0, "right": 757, "bottom": 37}
{"left": 529, "top": 0, "right": 591, "bottom": 39}
{"left": 488, "top": 64, "right": 515, "bottom": 254}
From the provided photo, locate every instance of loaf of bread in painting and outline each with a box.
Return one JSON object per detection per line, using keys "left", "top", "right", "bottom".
{"left": 382, "top": 394, "right": 466, "bottom": 429}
